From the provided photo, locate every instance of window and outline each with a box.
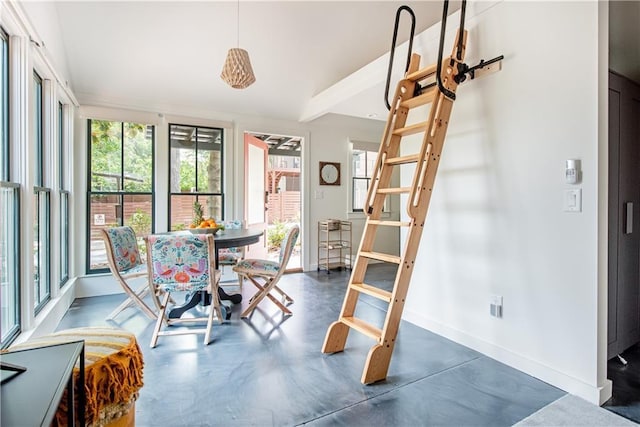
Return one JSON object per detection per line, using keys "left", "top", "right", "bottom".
{"left": 32, "top": 71, "right": 51, "bottom": 312}
{"left": 87, "top": 120, "right": 154, "bottom": 272}
{"left": 168, "top": 124, "right": 223, "bottom": 230}
{"left": 33, "top": 71, "right": 51, "bottom": 313}
{"left": 0, "top": 27, "right": 21, "bottom": 347}
{"left": 58, "top": 102, "right": 69, "bottom": 286}
{"left": 351, "top": 146, "right": 378, "bottom": 212}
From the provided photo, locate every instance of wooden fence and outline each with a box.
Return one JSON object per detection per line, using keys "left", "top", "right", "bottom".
{"left": 267, "top": 191, "right": 300, "bottom": 223}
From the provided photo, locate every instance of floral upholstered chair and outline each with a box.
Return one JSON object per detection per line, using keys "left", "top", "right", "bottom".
{"left": 218, "top": 219, "right": 245, "bottom": 291}
{"left": 144, "top": 233, "right": 222, "bottom": 348}
{"left": 233, "top": 225, "right": 299, "bottom": 318}
{"left": 101, "top": 226, "right": 158, "bottom": 320}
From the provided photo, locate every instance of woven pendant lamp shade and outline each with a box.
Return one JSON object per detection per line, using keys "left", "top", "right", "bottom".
{"left": 221, "top": 48, "right": 256, "bottom": 89}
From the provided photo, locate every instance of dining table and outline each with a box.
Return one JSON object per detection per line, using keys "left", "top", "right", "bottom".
{"left": 167, "top": 227, "right": 264, "bottom": 319}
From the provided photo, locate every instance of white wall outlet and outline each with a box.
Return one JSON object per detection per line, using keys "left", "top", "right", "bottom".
{"left": 314, "top": 190, "right": 324, "bottom": 200}
{"left": 490, "top": 295, "right": 503, "bottom": 318}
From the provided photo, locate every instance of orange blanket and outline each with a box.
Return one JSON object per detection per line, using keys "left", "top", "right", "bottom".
{"left": 8, "top": 327, "right": 144, "bottom": 426}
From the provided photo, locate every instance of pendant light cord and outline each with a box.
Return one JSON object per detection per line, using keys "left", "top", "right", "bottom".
{"left": 236, "top": 0, "right": 240, "bottom": 48}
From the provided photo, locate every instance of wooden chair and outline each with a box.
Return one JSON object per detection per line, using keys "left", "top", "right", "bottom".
{"left": 144, "top": 233, "right": 223, "bottom": 348}
{"left": 233, "top": 225, "right": 299, "bottom": 318}
{"left": 101, "top": 226, "right": 157, "bottom": 320}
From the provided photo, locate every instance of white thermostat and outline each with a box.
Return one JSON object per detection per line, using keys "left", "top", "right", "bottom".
{"left": 565, "top": 159, "right": 579, "bottom": 184}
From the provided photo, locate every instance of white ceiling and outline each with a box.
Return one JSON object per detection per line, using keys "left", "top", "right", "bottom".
{"left": 50, "top": 1, "right": 457, "bottom": 123}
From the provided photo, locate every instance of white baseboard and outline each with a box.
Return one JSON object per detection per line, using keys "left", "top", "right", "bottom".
{"left": 403, "top": 309, "right": 612, "bottom": 406}
{"left": 75, "top": 273, "right": 135, "bottom": 298}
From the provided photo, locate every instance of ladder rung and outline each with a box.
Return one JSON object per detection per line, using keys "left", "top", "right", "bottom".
{"left": 393, "top": 121, "right": 428, "bottom": 137}
{"left": 360, "top": 251, "right": 401, "bottom": 264}
{"left": 350, "top": 283, "right": 392, "bottom": 303}
{"left": 378, "top": 187, "right": 411, "bottom": 194}
{"left": 342, "top": 316, "right": 382, "bottom": 341}
{"left": 400, "top": 87, "right": 438, "bottom": 109}
{"left": 385, "top": 154, "right": 419, "bottom": 166}
{"left": 368, "top": 220, "right": 410, "bottom": 227}
{"left": 406, "top": 63, "right": 437, "bottom": 82}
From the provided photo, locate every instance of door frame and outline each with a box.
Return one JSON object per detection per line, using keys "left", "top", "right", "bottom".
{"left": 240, "top": 128, "right": 309, "bottom": 272}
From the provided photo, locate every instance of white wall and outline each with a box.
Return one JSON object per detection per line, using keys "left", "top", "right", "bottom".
{"left": 18, "top": 1, "right": 72, "bottom": 86}
{"left": 400, "top": 1, "right": 609, "bottom": 404}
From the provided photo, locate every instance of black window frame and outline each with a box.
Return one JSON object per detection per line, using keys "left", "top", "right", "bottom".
{"left": 167, "top": 123, "right": 225, "bottom": 230}
{"left": 86, "top": 119, "right": 155, "bottom": 274}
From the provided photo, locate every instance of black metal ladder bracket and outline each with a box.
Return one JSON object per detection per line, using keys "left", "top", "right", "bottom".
{"left": 454, "top": 55, "right": 504, "bottom": 84}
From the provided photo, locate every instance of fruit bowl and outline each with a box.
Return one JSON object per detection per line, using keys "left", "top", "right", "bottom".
{"left": 188, "top": 227, "right": 222, "bottom": 235}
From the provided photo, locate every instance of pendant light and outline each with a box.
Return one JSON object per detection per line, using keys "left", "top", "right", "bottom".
{"left": 220, "top": 0, "right": 256, "bottom": 89}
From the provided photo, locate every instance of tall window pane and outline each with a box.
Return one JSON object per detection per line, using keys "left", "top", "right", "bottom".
{"left": 33, "top": 72, "right": 43, "bottom": 185}
{"left": 352, "top": 149, "right": 377, "bottom": 212}
{"left": 34, "top": 189, "right": 50, "bottom": 311}
{"left": 88, "top": 120, "right": 154, "bottom": 272}
{"left": 0, "top": 28, "right": 7, "bottom": 180}
{"left": 60, "top": 191, "right": 69, "bottom": 283}
{"left": 169, "top": 124, "right": 223, "bottom": 230}
{"left": 0, "top": 28, "right": 19, "bottom": 348}
{"left": 1, "top": 184, "right": 20, "bottom": 347}
{"left": 59, "top": 102, "right": 69, "bottom": 286}
{"left": 33, "top": 72, "right": 50, "bottom": 313}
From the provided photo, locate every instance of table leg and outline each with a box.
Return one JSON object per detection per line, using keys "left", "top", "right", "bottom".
{"left": 168, "top": 288, "right": 241, "bottom": 319}
{"left": 167, "top": 291, "right": 204, "bottom": 319}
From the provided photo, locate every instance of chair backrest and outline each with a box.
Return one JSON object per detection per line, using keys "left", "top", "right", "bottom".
{"left": 278, "top": 225, "right": 300, "bottom": 267}
{"left": 145, "top": 234, "right": 215, "bottom": 291}
{"left": 222, "top": 220, "right": 243, "bottom": 230}
{"left": 220, "top": 220, "right": 245, "bottom": 257}
{"left": 102, "top": 226, "right": 143, "bottom": 272}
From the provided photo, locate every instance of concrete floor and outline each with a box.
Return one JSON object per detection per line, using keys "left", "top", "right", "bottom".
{"left": 57, "top": 264, "right": 570, "bottom": 426}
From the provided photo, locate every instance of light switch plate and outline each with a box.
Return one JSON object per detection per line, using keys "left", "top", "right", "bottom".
{"left": 563, "top": 189, "right": 582, "bottom": 212}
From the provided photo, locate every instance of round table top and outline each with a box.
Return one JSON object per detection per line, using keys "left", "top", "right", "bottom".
{"left": 211, "top": 228, "right": 263, "bottom": 249}
{"left": 173, "top": 228, "right": 263, "bottom": 249}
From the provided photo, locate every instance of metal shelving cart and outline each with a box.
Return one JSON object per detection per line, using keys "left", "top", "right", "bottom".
{"left": 317, "top": 219, "right": 352, "bottom": 273}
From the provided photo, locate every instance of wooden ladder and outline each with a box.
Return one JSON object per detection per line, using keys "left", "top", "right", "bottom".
{"left": 321, "top": 29, "right": 468, "bottom": 384}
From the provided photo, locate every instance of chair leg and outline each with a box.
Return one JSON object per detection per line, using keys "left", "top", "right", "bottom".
{"left": 264, "top": 291, "right": 292, "bottom": 316}
{"left": 107, "top": 296, "right": 136, "bottom": 321}
{"left": 204, "top": 291, "right": 217, "bottom": 345}
{"left": 115, "top": 278, "right": 158, "bottom": 320}
{"left": 236, "top": 272, "right": 243, "bottom": 292}
{"left": 240, "top": 275, "right": 293, "bottom": 318}
{"left": 151, "top": 292, "right": 170, "bottom": 348}
{"left": 108, "top": 282, "right": 155, "bottom": 320}
{"left": 241, "top": 276, "right": 268, "bottom": 318}
{"left": 272, "top": 285, "right": 294, "bottom": 303}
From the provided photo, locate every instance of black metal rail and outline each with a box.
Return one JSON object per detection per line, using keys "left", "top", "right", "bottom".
{"left": 384, "top": 0, "right": 503, "bottom": 108}
{"left": 384, "top": 5, "right": 416, "bottom": 110}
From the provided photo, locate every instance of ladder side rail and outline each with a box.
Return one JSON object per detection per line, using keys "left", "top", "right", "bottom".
{"left": 408, "top": 31, "right": 467, "bottom": 219}
{"left": 361, "top": 219, "right": 425, "bottom": 383}
{"left": 365, "top": 54, "right": 422, "bottom": 216}
{"left": 362, "top": 88, "right": 459, "bottom": 384}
